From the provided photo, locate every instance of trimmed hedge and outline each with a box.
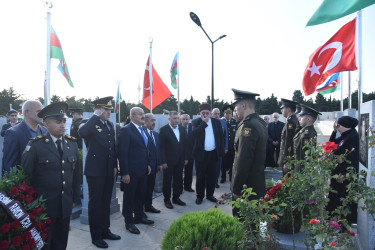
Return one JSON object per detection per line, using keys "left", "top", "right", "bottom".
{"left": 161, "top": 209, "right": 243, "bottom": 250}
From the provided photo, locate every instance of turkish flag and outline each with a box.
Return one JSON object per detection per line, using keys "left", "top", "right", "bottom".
{"left": 142, "top": 56, "right": 171, "bottom": 110}
{"left": 302, "top": 18, "right": 357, "bottom": 96}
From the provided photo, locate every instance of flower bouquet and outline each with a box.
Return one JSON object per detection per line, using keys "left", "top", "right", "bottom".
{"left": 0, "top": 167, "right": 50, "bottom": 250}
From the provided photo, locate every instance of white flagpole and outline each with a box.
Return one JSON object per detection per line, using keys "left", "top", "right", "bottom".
{"left": 45, "top": 2, "right": 53, "bottom": 106}
{"left": 177, "top": 52, "right": 180, "bottom": 113}
{"left": 149, "top": 38, "right": 153, "bottom": 113}
{"left": 348, "top": 71, "right": 351, "bottom": 109}
{"left": 357, "top": 11, "right": 363, "bottom": 120}
{"left": 340, "top": 72, "right": 343, "bottom": 112}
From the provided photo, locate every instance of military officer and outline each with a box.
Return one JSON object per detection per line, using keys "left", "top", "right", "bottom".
{"left": 21, "top": 102, "right": 80, "bottom": 250}
{"left": 69, "top": 108, "right": 83, "bottom": 149}
{"left": 293, "top": 105, "right": 320, "bottom": 171}
{"left": 230, "top": 89, "right": 268, "bottom": 217}
{"left": 278, "top": 98, "right": 299, "bottom": 174}
{"left": 220, "top": 105, "right": 237, "bottom": 183}
{"left": 294, "top": 104, "right": 303, "bottom": 134}
{"left": 78, "top": 97, "right": 121, "bottom": 249}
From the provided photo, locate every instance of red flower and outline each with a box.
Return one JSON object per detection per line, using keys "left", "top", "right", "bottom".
{"left": 345, "top": 230, "right": 355, "bottom": 236}
{"left": 19, "top": 183, "right": 29, "bottom": 193}
{"left": 17, "top": 193, "right": 25, "bottom": 200}
{"left": 25, "top": 196, "right": 34, "bottom": 204}
{"left": 0, "top": 240, "right": 10, "bottom": 250}
{"left": 36, "top": 222, "right": 43, "bottom": 231}
{"left": 0, "top": 223, "right": 10, "bottom": 234}
{"left": 330, "top": 241, "right": 336, "bottom": 246}
{"left": 28, "top": 239, "right": 36, "bottom": 248}
{"left": 309, "top": 219, "right": 320, "bottom": 225}
{"left": 203, "top": 247, "right": 207, "bottom": 250}
{"left": 41, "top": 233, "right": 48, "bottom": 241}
{"left": 22, "top": 231, "right": 32, "bottom": 241}
{"left": 9, "top": 187, "right": 19, "bottom": 196}
{"left": 322, "top": 141, "right": 338, "bottom": 153}
{"left": 11, "top": 236, "right": 22, "bottom": 247}
{"left": 11, "top": 220, "right": 21, "bottom": 229}
{"left": 46, "top": 218, "right": 52, "bottom": 225}
{"left": 30, "top": 206, "right": 43, "bottom": 214}
{"left": 26, "top": 187, "right": 36, "bottom": 196}
{"left": 29, "top": 214, "right": 35, "bottom": 220}
{"left": 22, "top": 245, "right": 30, "bottom": 250}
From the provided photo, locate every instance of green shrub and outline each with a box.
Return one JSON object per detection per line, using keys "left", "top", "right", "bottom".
{"left": 161, "top": 209, "right": 242, "bottom": 250}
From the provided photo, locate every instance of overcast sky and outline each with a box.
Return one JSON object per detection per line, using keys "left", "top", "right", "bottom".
{"left": 0, "top": 0, "right": 374, "bottom": 106}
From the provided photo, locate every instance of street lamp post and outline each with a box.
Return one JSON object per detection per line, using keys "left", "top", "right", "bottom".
{"left": 190, "top": 12, "right": 226, "bottom": 108}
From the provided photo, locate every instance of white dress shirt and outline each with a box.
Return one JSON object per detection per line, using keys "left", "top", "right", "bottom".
{"left": 204, "top": 119, "right": 216, "bottom": 151}
{"left": 169, "top": 124, "right": 180, "bottom": 142}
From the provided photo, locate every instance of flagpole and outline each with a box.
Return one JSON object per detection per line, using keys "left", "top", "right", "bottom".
{"left": 45, "top": 2, "right": 53, "bottom": 106}
{"left": 177, "top": 51, "right": 180, "bottom": 113}
{"left": 149, "top": 38, "right": 153, "bottom": 113}
{"left": 117, "top": 80, "right": 121, "bottom": 124}
{"left": 348, "top": 71, "right": 351, "bottom": 109}
{"left": 340, "top": 72, "right": 343, "bottom": 112}
{"left": 357, "top": 11, "right": 363, "bottom": 119}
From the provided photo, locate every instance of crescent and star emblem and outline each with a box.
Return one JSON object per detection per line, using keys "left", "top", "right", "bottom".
{"left": 308, "top": 42, "right": 343, "bottom": 78}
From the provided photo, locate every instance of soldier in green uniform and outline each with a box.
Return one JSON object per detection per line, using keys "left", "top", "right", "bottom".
{"left": 230, "top": 89, "right": 268, "bottom": 217}
{"left": 278, "top": 99, "right": 299, "bottom": 174}
{"left": 220, "top": 105, "right": 237, "bottom": 183}
{"left": 21, "top": 102, "right": 80, "bottom": 250}
{"left": 69, "top": 108, "right": 83, "bottom": 149}
{"left": 294, "top": 104, "right": 302, "bottom": 134}
{"left": 293, "top": 105, "right": 321, "bottom": 172}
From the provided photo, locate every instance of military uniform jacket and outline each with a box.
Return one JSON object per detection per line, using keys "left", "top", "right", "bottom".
{"left": 231, "top": 113, "right": 267, "bottom": 197}
{"left": 278, "top": 114, "right": 298, "bottom": 167}
{"left": 293, "top": 125, "right": 317, "bottom": 171}
{"left": 70, "top": 118, "right": 83, "bottom": 149}
{"left": 21, "top": 134, "right": 80, "bottom": 219}
{"left": 78, "top": 115, "right": 117, "bottom": 176}
{"left": 223, "top": 118, "right": 237, "bottom": 151}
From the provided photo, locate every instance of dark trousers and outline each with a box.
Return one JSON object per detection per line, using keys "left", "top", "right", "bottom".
{"left": 183, "top": 159, "right": 194, "bottom": 190}
{"left": 195, "top": 150, "right": 218, "bottom": 199}
{"left": 268, "top": 145, "right": 280, "bottom": 167}
{"left": 47, "top": 216, "right": 70, "bottom": 250}
{"left": 221, "top": 149, "right": 234, "bottom": 181}
{"left": 163, "top": 163, "right": 183, "bottom": 200}
{"left": 215, "top": 157, "right": 222, "bottom": 184}
{"left": 122, "top": 174, "right": 147, "bottom": 224}
{"left": 86, "top": 175, "right": 114, "bottom": 241}
{"left": 145, "top": 171, "right": 157, "bottom": 209}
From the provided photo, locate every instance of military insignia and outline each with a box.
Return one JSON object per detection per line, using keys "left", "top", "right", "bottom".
{"left": 97, "top": 129, "right": 102, "bottom": 132}
{"left": 288, "top": 124, "right": 294, "bottom": 129}
{"left": 25, "top": 145, "right": 31, "bottom": 151}
{"left": 45, "top": 139, "right": 49, "bottom": 142}
{"left": 95, "top": 125, "right": 100, "bottom": 129}
{"left": 31, "top": 135, "right": 43, "bottom": 142}
{"left": 305, "top": 129, "right": 309, "bottom": 134}
{"left": 242, "top": 127, "right": 251, "bottom": 136}
{"left": 60, "top": 109, "right": 64, "bottom": 113}
{"left": 37, "top": 135, "right": 42, "bottom": 138}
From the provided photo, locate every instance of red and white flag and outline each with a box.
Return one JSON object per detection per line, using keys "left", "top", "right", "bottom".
{"left": 302, "top": 18, "right": 357, "bottom": 96}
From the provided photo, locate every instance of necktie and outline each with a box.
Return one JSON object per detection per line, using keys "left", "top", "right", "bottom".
{"left": 139, "top": 126, "right": 148, "bottom": 146}
{"left": 186, "top": 126, "right": 188, "bottom": 135}
{"left": 56, "top": 139, "right": 63, "bottom": 158}
{"left": 105, "top": 122, "right": 111, "bottom": 131}
{"left": 150, "top": 131, "right": 156, "bottom": 145}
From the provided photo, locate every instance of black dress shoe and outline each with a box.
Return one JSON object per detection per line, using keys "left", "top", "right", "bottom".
{"left": 142, "top": 212, "right": 148, "bottom": 218}
{"left": 172, "top": 197, "right": 186, "bottom": 206}
{"left": 145, "top": 206, "right": 160, "bottom": 213}
{"left": 92, "top": 239, "right": 108, "bottom": 248}
{"left": 125, "top": 223, "right": 140, "bottom": 234}
{"left": 220, "top": 179, "right": 225, "bottom": 184}
{"left": 184, "top": 187, "right": 195, "bottom": 192}
{"left": 215, "top": 183, "right": 220, "bottom": 188}
{"left": 103, "top": 232, "right": 121, "bottom": 240}
{"left": 134, "top": 217, "right": 154, "bottom": 225}
{"left": 195, "top": 197, "right": 203, "bottom": 205}
{"left": 207, "top": 196, "right": 218, "bottom": 203}
{"left": 164, "top": 200, "right": 174, "bottom": 209}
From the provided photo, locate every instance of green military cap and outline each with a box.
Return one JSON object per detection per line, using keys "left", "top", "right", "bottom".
{"left": 6, "top": 109, "right": 18, "bottom": 116}
{"left": 222, "top": 105, "right": 234, "bottom": 113}
{"left": 231, "top": 88, "right": 259, "bottom": 105}
{"left": 92, "top": 96, "right": 113, "bottom": 110}
{"left": 280, "top": 98, "right": 298, "bottom": 109}
{"left": 38, "top": 102, "right": 69, "bottom": 119}
{"left": 299, "top": 104, "right": 322, "bottom": 119}
{"left": 69, "top": 108, "right": 82, "bottom": 116}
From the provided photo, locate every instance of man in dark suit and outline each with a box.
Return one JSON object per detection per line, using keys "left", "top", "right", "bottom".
{"left": 180, "top": 113, "right": 195, "bottom": 192}
{"left": 1, "top": 109, "right": 19, "bottom": 137}
{"left": 221, "top": 105, "right": 237, "bottom": 183}
{"left": 118, "top": 107, "right": 153, "bottom": 235}
{"left": 143, "top": 113, "right": 162, "bottom": 214}
{"left": 21, "top": 102, "right": 80, "bottom": 250}
{"left": 78, "top": 97, "right": 121, "bottom": 248}
{"left": 267, "top": 112, "right": 284, "bottom": 167}
{"left": 2, "top": 100, "right": 46, "bottom": 174}
{"left": 192, "top": 103, "right": 224, "bottom": 205}
{"left": 159, "top": 111, "right": 188, "bottom": 209}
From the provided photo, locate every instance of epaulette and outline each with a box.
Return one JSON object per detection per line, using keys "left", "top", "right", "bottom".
{"left": 65, "top": 135, "right": 77, "bottom": 141}
{"left": 31, "top": 135, "right": 44, "bottom": 142}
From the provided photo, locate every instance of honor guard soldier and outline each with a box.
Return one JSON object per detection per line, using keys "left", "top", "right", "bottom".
{"left": 293, "top": 105, "right": 320, "bottom": 171}
{"left": 220, "top": 105, "right": 237, "bottom": 183}
{"left": 294, "top": 104, "right": 302, "bottom": 134}
{"left": 21, "top": 102, "right": 80, "bottom": 250}
{"left": 69, "top": 108, "right": 83, "bottom": 149}
{"left": 278, "top": 98, "right": 299, "bottom": 174}
{"left": 230, "top": 89, "right": 267, "bottom": 217}
{"left": 78, "top": 96, "right": 121, "bottom": 248}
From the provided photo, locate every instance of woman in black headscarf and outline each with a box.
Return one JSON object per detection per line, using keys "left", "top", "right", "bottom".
{"left": 327, "top": 116, "right": 359, "bottom": 226}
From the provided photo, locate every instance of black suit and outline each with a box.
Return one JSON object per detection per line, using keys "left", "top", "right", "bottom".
{"left": 267, "top": 121, "right": 284, "bottom": 167}
{"left": 192, "top": 118, "right": 224, "bottom": 199}
{"left": 159, "top": 124, "right": 187, "bottom": 200}
{"left": 179, "top": 124, "right": 194, "bottom": 190}
{"left": 1, "top": 122, "right": 12, "bottom": 137}
{"left": 144, "top": 128, "right": 162, "bottom": 209}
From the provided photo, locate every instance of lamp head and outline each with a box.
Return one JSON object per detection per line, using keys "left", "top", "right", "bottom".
{"left": 190, "top": 12, "right": 202, "bottom": 27}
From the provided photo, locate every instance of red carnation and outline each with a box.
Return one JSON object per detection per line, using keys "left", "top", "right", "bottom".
{"left": 322, "top": 141, "right": 338, "bottom": 153}
{"left": 31, "top": 206, "right": 43, "bottom": 214}
{"left": 43, "top": 227, "right": 48, "bottom": 233}
{"left": 18, "top": 193, "right": 25, "bottom": 200}
{"left": 345, "top": 230, "right": 355, "bottom": 236}
{"left": 330, "top": 241, "right": 336, "bottom": 246}
{"left": 0, "top": 223, "right": 10, "bottom": 234}
{"left": 41, "top": 233, "right": 48, "bottom": 241}
{"left": 36, "top": 222, "right": 43, "bottom": 231}
{"left": 29, "top": 213, "right": 35, "bottom": 220}
{"left": 11, "top": 236, "right": 22, "bottom": 247}
{"left": 26, "top": 187, "right": 36, "bottom": 196}
{"left": 25, "top": 196, "right": 34, "bottom": 204}
{"left": 28, "top": 239, "right": 36, "bottom": 248}
{"left": 22, "top": 245, "right": 30, "bottom": 250}
{"left": 11, "top": 220, "right": 21, "bottom": 229}
{"left": 22, "top": 231, "right": 32, "bottom": 241}
{"left": 0, "top": 240, "right": 10, "bottom": 250}
{"left": 19, "top": 183, "right": 29, "bottom": 192}
{"left": 9, "top": 187, "right": 19, "bottom": 196}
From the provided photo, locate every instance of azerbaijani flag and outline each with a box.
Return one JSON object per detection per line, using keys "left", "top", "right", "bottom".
{"left": 114, "top": 84, "right": 121, "bottom": 113}
{"left": 316, "top": 73, "right": 341, "bottom": 95}
{"left": 50, "top": 27, "right": 74, "bottom": 87}
{"left": 170, "top": 53, "right": 178, "bottom": 89}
